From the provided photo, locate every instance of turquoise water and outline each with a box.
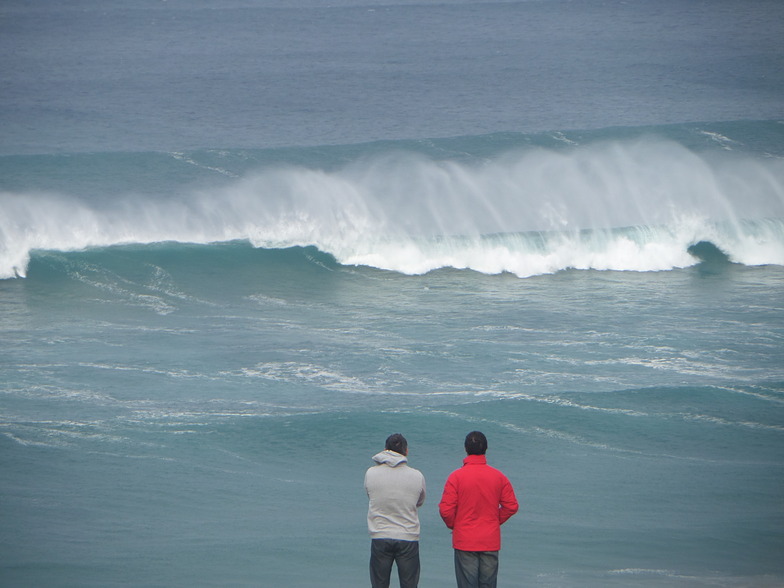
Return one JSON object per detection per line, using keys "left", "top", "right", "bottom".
{"left": 2, "top": 235, "right": 783, "bottom": 586}
{"left": 2, "top": 0, "right": 784, "bottom": 586}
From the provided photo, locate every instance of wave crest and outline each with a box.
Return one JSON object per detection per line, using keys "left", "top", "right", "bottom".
{"left": 2, "top": 135, "right": 783, "bottom": 278}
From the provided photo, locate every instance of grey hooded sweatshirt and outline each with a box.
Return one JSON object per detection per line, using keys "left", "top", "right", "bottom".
{"left": 364, "top": 450, "right": 426, "bottom": 541}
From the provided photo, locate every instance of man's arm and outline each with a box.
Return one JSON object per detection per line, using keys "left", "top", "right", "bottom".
{"left": 438, "top": 475, "right": 458, "bottom": 529}
{"left": 417, "top": 475, "right": 426, "bottom": 508}
{"left": 498, "top": 476, "right": 518, "bottom": 525}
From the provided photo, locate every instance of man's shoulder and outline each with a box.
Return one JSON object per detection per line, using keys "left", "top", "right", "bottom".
{"left": 483, "top": 462, "right": 512, "bottom": 479}
{"left": 409, "top": 465, "right": 425, "bottom": 479}
{"left": 444, "top": 465, "right": 466, "bottom": 484}
{"left": 365, "top": 463, "right": 388, "bottom": 476}
{"left": 395, "top": 463, "right": 425, "bottom": 478}
{"left": 450, "top": 462, "right": 510, "bottom": 480}
{"left": 486, "top": 462, "right": 508, "bottom": 473}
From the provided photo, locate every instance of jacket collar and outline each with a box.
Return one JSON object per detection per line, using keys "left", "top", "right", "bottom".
{"left": 463, "top": 454, "right": 487, "bottom": 466}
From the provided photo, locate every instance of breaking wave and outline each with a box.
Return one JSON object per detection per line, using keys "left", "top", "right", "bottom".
{"left": 2, "top": 127, "right": 783, "bottom": 279}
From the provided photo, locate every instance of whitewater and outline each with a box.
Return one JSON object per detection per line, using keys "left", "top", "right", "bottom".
{"left": 3, "top": 124, "right": 784, "bottom": 280}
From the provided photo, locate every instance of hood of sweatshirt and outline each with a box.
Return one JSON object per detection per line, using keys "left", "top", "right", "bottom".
{"left": 372, "top": 449, "right": 408, "bottom": 467}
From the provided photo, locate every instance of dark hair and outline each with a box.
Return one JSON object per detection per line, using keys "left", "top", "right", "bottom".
{"left": 385, "top": 433, "right": 408, "bottom": 455}
{"left": 464, "top": 431, "right": 487, "bottom": 455}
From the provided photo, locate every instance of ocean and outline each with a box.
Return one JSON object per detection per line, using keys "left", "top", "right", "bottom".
{"left": 1, "top": 1, "right": 783, "bottom": 587}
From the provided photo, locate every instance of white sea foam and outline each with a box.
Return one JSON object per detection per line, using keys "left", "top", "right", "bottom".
{"left": 607, "top": 568, "right": 784, "bottom": 587}
{"left": 722, "top": 386, "right": 784, "bottom": 405}
{"left": 78, "top": 362, "right": 212, "bottom": 380}
{"left": 169, "top": 152, "right": 240, "bottom": 178}
{"left": 684, "top": 413, "right": 784, "bottom": 432}
{"left": 481, "top": 390, "right": 650, "bottom": 417}
{"left": 233, "top": 361, "right": 371, "bottom": 393}
{"left": 698, "top": 131, "right": 738, "bottom": 150}
{"left": 1, "top": 431, "right": 58, "bottom": 448}
{"left": 1, "top": 137, "right": 783, "bottom": 279}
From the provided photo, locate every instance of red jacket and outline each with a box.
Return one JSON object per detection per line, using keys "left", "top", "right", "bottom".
{"left": 438, "top": 454, "right": 519, "bottom": 551}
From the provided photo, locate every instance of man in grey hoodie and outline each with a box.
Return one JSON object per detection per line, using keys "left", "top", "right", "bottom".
{"left": 365, "top": 433, "right": 427, "bottom": 588}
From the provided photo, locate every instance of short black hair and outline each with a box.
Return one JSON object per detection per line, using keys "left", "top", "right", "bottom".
{"left": 385, "top": 433, "right": 408, "bottom": 455}
{"left": 465, "top": 431, "right": 487, "bottom": 455}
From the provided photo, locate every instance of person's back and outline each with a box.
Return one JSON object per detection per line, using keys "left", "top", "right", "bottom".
{"left": 365, "top": 449, "right": 425, "bottom": 541}
{"left": 439, "top": 431, "right": 518, "bottom": 588}
{"left": 440, "top": 454, "right": 516, "bottom": 551}
{"left": 365, "top": 434, "right": 426, "bottom": 588}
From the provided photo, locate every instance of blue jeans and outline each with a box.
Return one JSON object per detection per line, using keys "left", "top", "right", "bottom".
{"left": 454, "top": 549, "right": 499, "bottom": 588}
{"left": 370, "top": 539, "right": 420, "bottom": 588}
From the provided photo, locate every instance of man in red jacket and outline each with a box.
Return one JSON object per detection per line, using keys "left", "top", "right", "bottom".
{"left": 438, "top": 431, "right": 519, "bottom": 588}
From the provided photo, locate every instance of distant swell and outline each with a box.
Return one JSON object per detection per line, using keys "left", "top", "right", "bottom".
{"left": 2, "top": 131, "right": 783, "bottom": 279}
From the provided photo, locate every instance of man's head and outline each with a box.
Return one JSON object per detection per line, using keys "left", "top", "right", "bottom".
{"left": 385, "top": 433, "right": 408, "bottom": 456}
{"left": 465, "top": 430, "right": 488, "bottom": 455}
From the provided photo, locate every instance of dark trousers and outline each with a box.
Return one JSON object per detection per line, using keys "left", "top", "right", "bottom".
{"left": 369, "top": 538, "right": 420, "bottom": 588}
{"left": 454, "top": 549, "right": 499, "bottom": 588}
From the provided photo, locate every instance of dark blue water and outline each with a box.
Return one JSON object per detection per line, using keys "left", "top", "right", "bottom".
{"left": 1, "top": 1, "right": 783, "bottom": 586}
{"left": 2, "top": 0, "right": 783, "bottom": 154}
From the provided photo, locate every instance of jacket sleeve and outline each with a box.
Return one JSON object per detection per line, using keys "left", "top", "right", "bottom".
{"left": 417, "top": 475, "right": 426, "bottom": 508}
{"left": 438, "top": 474, "right": 458, "bottom": 529}
{"left": 498, "top": 476, "right": 519, "bottom": 525}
